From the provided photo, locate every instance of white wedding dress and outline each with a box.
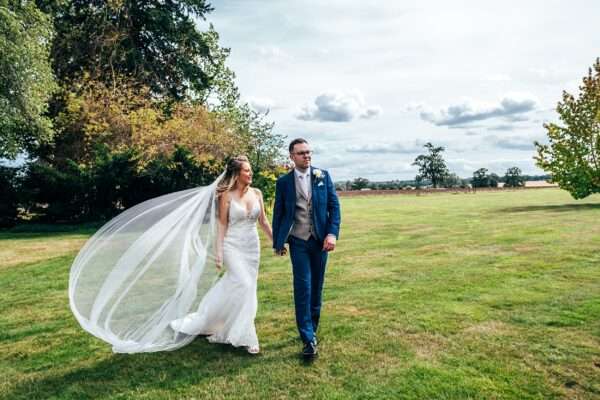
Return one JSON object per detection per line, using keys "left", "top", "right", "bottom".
{"left": 170, "top": 196, "right": 261, "bottom": 350}
{"left": 69, "top": 173, "right": 263, "bottom": 353}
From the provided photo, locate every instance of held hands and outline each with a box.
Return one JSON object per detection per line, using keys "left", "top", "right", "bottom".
{"left": 323, "top": 235, "right": 336, "bottom": 252}
{"left": 273, "top": 236, "right": 336, "bottom": 255}
{"left": 274, "top": 246, "right": 288, "bottom": 256}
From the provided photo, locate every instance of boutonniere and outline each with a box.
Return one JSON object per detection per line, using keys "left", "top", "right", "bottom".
{"left": 313, "top": 168, "right": 324, "bottom": 183}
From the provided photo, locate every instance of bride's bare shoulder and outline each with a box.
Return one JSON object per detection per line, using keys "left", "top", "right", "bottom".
{"left": 218, "top": 190, "right": 232, "bottom": 205}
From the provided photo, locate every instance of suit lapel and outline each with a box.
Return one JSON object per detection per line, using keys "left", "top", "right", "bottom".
{"left": 310, "top": 167, "right": 317, "bottom": 206}
{"left": 287, "top": 170, "right": 297, "bottom": 200}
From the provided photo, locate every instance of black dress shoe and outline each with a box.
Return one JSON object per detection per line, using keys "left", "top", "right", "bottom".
{"left": 302, "top": 341, "right": 317, "bottom": 357}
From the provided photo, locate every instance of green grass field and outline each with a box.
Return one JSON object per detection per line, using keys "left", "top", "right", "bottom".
{"left": 1, "top": 188, "right": 600, "bottom": 399}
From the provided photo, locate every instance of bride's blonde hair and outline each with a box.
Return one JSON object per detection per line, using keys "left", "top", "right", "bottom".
{"left": 216, "top": 155, "right": 250, "bottom": 196}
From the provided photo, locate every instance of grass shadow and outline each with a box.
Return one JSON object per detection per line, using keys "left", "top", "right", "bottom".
{"left": 498, "top": 203, "right": 600, "bottom": 213}
{"left": 0, "top": 222, "right": 103, "bottom": 239}
{"left": 3, "top": 338, "right": 262, "bottom": 400}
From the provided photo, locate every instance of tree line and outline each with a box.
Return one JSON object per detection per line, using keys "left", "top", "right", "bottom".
{"left": 337, "top": 160, "right": 546, "bottom": 191}
{"left": 410, "top": 142, "right": 529, "bottom": 189}
{"left": 0, "top": 0, "right": 285, "bottom": 227}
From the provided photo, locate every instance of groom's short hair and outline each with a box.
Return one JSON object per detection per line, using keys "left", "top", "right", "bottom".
{"left": 289, "top": 138, "right": 308, "bottom": 153}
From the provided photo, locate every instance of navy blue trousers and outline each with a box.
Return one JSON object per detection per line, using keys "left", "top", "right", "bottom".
{"left": 288, "top": 235, "right": 328, "bottom": 344}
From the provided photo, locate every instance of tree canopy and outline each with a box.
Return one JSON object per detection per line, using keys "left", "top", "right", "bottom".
{"left": 351, "top": 177, "right": 370, "bottom": 190}
{"left": 37, "top": 0, "right": 214, "bottom": 100}
{"left": 472, "top": 168, "right": 499, "bottom": 188}
{"left": 504, "top": 167, "right": 525, "bottom": 188}
{"left": 412, "top": 142, "right": 449, "bottom": 188}
{"left": 535, "top": 58, "right": 600, "bottom": 199}
{"left": 1, "top": 1, "right": 286, "bottom": 224}
{"left": 0, "top": 0, "right": 57, "bottom": 159}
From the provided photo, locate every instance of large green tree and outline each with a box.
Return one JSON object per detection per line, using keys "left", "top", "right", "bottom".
{"left": 504, "top": 166, "right": 525, "bottom": 188}
{"left": 535, "top": 58, "right": 600, "bottom": 199}
{"left": 0, "top": 165, "right": 19, "bottom": 226}
{"left": 37, "top": 0, "right": 214, "bottom": 100}
{"left": 6, "top": 1, "right": 287, "bottom": 222}
{"left": 412, "top": 142, "right": 449, "bottom": 188}
{"left": 0, "top": 0, "right": 57, "bottom": 159}
{"left": 471, "top": 168, "right": 499, "bottom": 188}
{"left": 351, "top": 177, "right": 370, "bottom": 190}
{"left": 442, "top": 172, "right": 467, "bottom": 188}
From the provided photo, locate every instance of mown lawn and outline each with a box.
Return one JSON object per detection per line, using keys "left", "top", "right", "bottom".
{"left": 1, "top": 188, "right": 599, "bottom": 399}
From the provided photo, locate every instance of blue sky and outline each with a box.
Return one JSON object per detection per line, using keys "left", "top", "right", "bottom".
{"left": 204, "top": 0, "right": 600, "bottom": 181}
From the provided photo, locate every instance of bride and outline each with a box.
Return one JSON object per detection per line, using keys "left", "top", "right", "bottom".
{"left": 170, "top": 156, "right": 272, "bottom": 354}
{"left": 68, "top": 155, "right": 273, "bottom": 355}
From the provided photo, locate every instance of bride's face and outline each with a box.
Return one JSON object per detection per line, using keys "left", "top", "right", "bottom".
{"left": 238, "top": 162, "right": 253, "bottom": 186}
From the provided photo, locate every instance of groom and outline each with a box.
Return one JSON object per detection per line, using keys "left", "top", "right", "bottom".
{"left": 272, "top": 138, "right": 341, "bottom": 357}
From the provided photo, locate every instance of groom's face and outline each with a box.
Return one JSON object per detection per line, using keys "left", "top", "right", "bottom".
{"left": 290, "top": 142, "right": 312, "bottom": 170}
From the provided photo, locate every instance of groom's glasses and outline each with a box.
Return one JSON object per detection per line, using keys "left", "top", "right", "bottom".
{"left": 294, "top": 150, "right": 313, "bottom": 156}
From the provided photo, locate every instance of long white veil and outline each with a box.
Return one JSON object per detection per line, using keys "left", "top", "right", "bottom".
{"left": 69, "top": 173, "right": 224, "bottom": 353}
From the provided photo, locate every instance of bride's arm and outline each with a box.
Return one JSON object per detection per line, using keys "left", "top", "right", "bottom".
{"left": 216, "top": 192, "right": 230, "bottom": 268}
{"left": 255, "top": 188, "right": 273, "bottom": 242}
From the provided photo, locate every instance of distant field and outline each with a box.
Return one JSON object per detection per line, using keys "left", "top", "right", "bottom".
{"left": 498, "top": 181, "right": 558, "bottom": 188}
{"left": 338, "top": 181, "right": 558, "bottom": 196}
{"left": 1, "top": 188, "right": 599, "bottom": 399}
{"left": 523, "top": 180, "right": 558, "bottom": 187}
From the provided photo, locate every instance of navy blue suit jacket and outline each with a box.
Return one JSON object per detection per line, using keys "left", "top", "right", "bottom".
{"left": 272, "top": 167, "right": 341, "bottom": 251}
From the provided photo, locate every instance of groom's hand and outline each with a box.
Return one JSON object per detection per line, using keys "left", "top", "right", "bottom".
{"left": 323, "top": 235, "right": 336, "bottom": 252}
{"left": 274, "top": 247, "right": 288, "bottom": 256}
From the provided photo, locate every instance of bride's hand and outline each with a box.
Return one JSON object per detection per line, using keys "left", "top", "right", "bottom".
{"left": 274, "top": 247, "right": 287, "bottom": 256}
{"left": 215, "top": 255, "right": 223, "bottom": 269}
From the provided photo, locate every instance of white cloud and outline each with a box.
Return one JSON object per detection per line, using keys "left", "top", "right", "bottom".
{"left": 419, "top": 93, "right": 539, "bottom": 127}
{"left": 488, "top": 124, "right": 517, "bottom": 131}
{"left": 246, "top": 96, "right": 275, "bottom": 114}
{"left": 486, "top": 134, "right": 544, "bottom": 151}
{"left": 296, "top": 90, "right": 382, "bottom": 122}
{"left": 256, "top": 45, "right": 292, "bottom": 62}
{"left": 404, "top": 101, "right": 426, "bottom": 113}
{"left": 317, "top": 154, "right": 355, "bottom": 169}
{"left": 327, "top": 160, "right": 416, "bottom": 181}
{"left": 484, "top": 73, "right": 512, "bottom": 82}
{"left": 346, "top": 140, "right": 424, "bottom": 154}
{"left": 527, "top": 67, "right": 571, "bottom": 83}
